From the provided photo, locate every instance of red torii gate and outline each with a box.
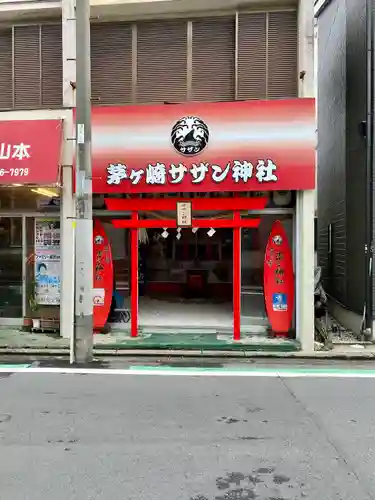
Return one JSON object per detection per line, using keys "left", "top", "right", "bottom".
{"left": 105, "top": 196, "right": 268, "bottom": 340}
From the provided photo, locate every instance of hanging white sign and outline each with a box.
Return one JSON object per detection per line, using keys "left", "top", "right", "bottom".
{"left": 176, "top": 201, "right": 192, "bottom": 227}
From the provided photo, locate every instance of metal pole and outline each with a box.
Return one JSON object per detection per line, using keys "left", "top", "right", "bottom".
{"left": 74, "top": 0, "right": 93, "bottom": 363}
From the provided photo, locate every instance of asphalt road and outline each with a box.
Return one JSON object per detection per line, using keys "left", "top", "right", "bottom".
{"left": 0, "top": 369, "right": 374, "bottom": 500}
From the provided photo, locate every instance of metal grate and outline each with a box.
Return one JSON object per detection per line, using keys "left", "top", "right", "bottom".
{"left": 13, "top": 25, "right": 41, "bottom": 109}
{"left": 0, "top": 29, "right": 12, "bottom": 109}
{"left": 237, "top": 13, "right": 267, "bottom": 100}
{"left": 137, "top": 20, "right": 187, "bottom": 104}
{"left": 192, "top": 17, "right": 235, "bottom": 102}
{"left": 41, "top": 24, "right": 63, "bottom": 108}
{"left": 91, "top": 23, "right": 132, "bottom": 105}
{"left": 267, "top": 11, "right": 298, "bottom": 99}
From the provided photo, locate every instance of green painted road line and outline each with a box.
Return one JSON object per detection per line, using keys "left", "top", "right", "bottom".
{"left": 129, "top": 365, "right": 375, "bottom": 376}
{"left": 0, "top": 364, "right": 31, "bottom": 369}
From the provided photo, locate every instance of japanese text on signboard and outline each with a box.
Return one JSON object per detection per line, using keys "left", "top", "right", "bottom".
{"left": 106, "top": 159, "right": 278, "bottom": 186}
{"left": 176, "top": 201, "right": 192, "bottom": 227}
{"left": 0, "top": 142, "right": 31, "bottom": 177}
{"left": 0, "top": 143, "right": 30, "bottom": 160}
{"left": 266, "top": 248, "right": 285, "bottom": 285}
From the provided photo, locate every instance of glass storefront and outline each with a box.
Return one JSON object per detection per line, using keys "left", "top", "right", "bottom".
{"left": 0, "top": 185, "right": 296, "bottom": 337}
{"left": 0, "top": 187, "right": 61, "bottom": 325}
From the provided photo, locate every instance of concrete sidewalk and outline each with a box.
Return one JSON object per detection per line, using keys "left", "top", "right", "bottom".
{"left": 0, "top": 328, "right": 298, "bottom": 353}
{"left": 0, "top": 328, "right": 373, "bottom": 359}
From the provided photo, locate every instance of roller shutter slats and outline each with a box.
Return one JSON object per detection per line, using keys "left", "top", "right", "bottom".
{"left": 41, "top": 24, "right": 63, "bottom": 108}
{"left": 192, "top": 17, "right": 235, "bottom": 102}
{"left": 0, "top": 13, "right": 297, "bottom": 110}
{"left": 137, "top": 20, "right": 187, "bottom": 104}
{"left": 14, "top": 24, "right": 63, "bottom": 109}
{"left": 0, "top": 29, "right": 13, "bottom": 109}
{"left": 237, "top": 13, "right": 267, "bottom": 100}
{"left": 14, "top": 25, "right": 40, "bottom": 109}
{"left": 267, "top": 11, "right": 298, "bottom": 99}
{"left": 91, "top": 23, "right": 132, "bottom": 105}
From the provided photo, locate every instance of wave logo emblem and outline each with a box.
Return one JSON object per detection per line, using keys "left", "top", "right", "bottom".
{"left": 171, "top": 116, "right": 209, "bottom": 156}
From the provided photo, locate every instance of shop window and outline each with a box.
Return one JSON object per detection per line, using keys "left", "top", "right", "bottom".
{"left": 25, "top": 217, "right": 60, "bottom": 322}
{"left": 0, "top": 217, "right": 22, "bottom": 318}
{"left": 0, "top": 187, "right": 60, "bottom": 211}
{"left": 270, "top": 191, "right": 295, "bottom": 209}
{"left": 242, "top": 228, "right": 261, "bottom": 251}
{"left": 221, "top": 230, "right": 234, "bottom": 260}
{"left": 0, "top": 217, "right": 21, "bottom": 247}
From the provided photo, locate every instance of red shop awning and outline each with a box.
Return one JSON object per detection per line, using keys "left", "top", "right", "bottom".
{"left": 0, "top": 119, "right": 63, "bottom": 186}
{"left": 87, "top": 98, "right": 316, "bottom": 194}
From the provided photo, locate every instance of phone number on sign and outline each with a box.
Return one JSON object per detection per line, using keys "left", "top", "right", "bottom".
{"left": 0, "top": 168, "right": 29, "bottom": 177}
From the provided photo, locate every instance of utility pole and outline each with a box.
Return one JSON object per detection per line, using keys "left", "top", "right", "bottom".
{"left": 74, "top": 0, "right": 93, "bottom": 364}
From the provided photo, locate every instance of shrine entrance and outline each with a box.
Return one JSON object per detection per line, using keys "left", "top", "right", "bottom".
{"left": 102, "top": 195, "right": 295, "bottom": 340}
{"left": 134, "top": 225, "right": 234, "bottom": 333}
{"left": 79, "top": 99, "right": 314, "bottom": 347}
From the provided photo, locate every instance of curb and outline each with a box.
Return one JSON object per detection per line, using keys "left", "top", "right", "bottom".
{"left": 0, "top": 347, "right": 375, "bottom": 360}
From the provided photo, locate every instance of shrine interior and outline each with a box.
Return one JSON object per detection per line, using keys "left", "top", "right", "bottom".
{"left": 98, "top": 209, "right": 294, "bottom": 335}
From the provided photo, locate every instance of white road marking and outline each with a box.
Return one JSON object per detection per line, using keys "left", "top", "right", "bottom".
{"left": 0, "top": 366, "right": 375, "bottom": 378}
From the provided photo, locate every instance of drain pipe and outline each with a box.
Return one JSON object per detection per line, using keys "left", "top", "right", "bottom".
{"left": 364, "top": 0, "right": 374, "bottom": 338}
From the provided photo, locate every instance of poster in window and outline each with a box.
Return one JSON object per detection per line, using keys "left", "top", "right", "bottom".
{"left": 34, "top": 220, "right": 61, "bottom": 305}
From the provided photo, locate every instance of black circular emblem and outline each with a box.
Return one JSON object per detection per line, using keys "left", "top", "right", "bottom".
{"left": 171, "top": 116, "right": 209, "bottom": 156}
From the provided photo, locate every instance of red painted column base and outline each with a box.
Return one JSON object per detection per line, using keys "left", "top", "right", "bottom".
{"left": 233, "top": 211, "right": 241, "bottom": 341}
{"left": 130, "top": 212, "right": 139, "bottom": 337}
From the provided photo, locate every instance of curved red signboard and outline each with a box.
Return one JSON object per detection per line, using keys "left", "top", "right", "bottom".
{"left": 74, "top": 98, "right": 316, "bottom": 194}
{"left": 264, "top": 220, "right": 294, "bottom": 335}
{"left": 93, "top": 220, "right": 113, "bottom": 331}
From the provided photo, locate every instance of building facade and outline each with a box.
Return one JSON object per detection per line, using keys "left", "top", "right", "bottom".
{"left": 0, "top": 0, "right": 315, "bottom": 351}
{"left": 314, "top": 0, "right": 374, "bottom": 337}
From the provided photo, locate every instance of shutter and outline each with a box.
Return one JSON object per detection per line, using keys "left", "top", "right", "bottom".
{"left": 237, "top": 13, "right": 267, "bottom": 100}
{"left": 14, "top": 25, "right": 41, "bottom": 109}
{"left": 41, "top": 24, "right": 62, "bottom": 108}
{"left": 267, "top": 11, "right": 298, "bottom": 99}
{"left": 137, "top": 20, "right": 187, "bottom": 104}
{"left": 0, "top": 29, "right": 12, "bottom": 109}
{"left": 91, "top": 23, "right": 132, "bottom": 105}
{"left": 192, "top": 17, "right": 235, "bottom": 102}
